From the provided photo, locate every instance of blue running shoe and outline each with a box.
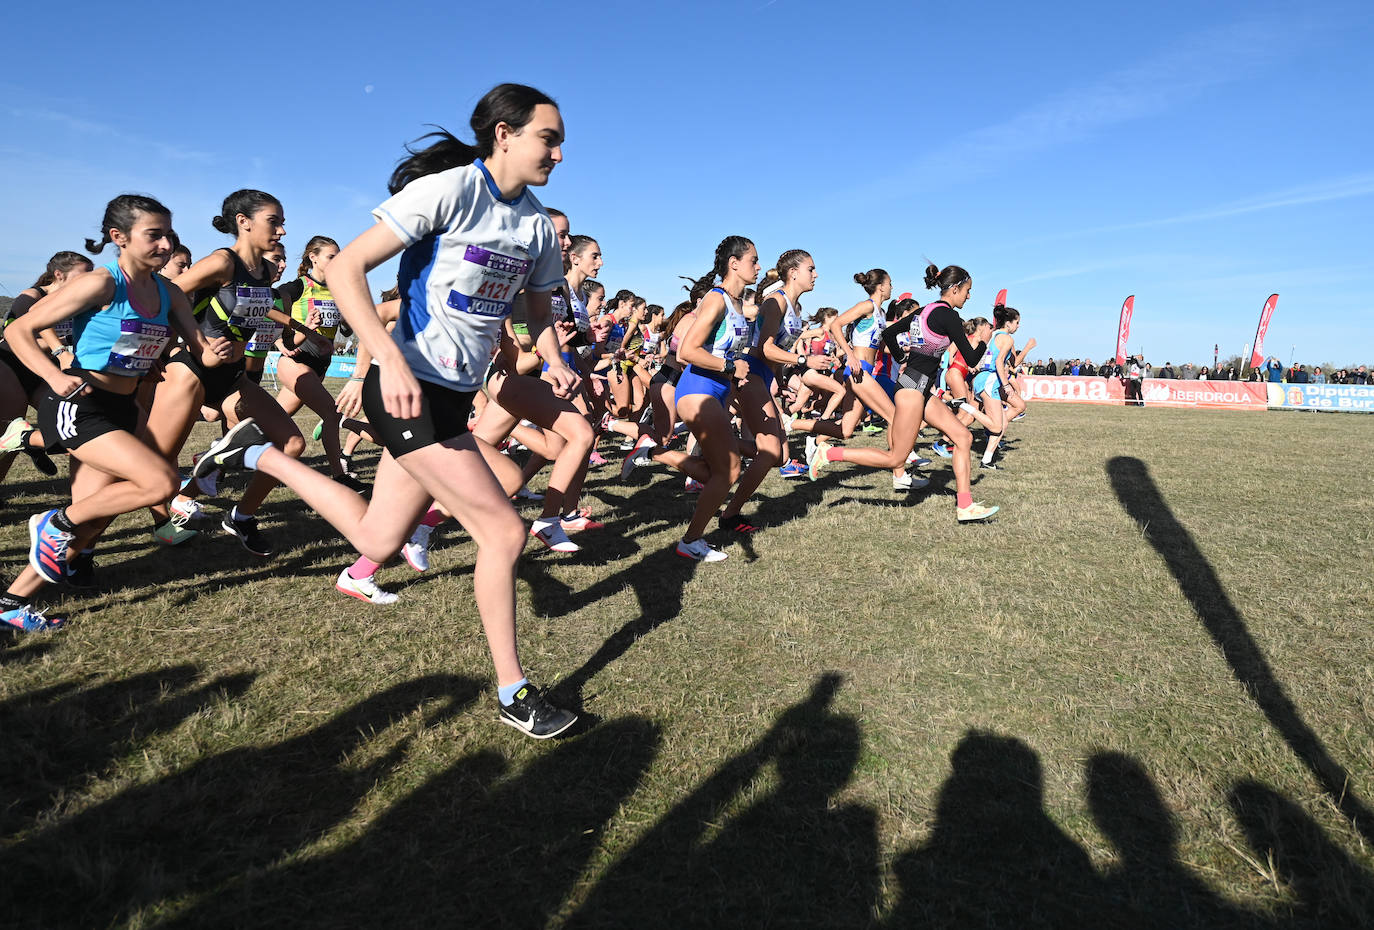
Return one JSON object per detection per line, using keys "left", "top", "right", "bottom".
{"left": 29, "top": 510, "right": 73, "bottom": 584}
{"left": 778, "top": 459, "right": 806, "bottom": 478}
{"left": 1, "top": 603, "right": 66, "bottom": 633}
{"left": 931, "top": 441, "right": 952, "bottom": 459}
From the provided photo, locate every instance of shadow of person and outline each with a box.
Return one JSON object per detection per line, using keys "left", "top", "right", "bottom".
{"left": 1106, "top": 456, "right": 1373, "bottom": 843}
{"left": 0, "top": 664, "right": 254, "bottom": 837}
{"left": 566, "top": 673, "right": 879, "bottom": 929}
{"left": 0, "top": 673, "right": 483, "bottom": 930}
{"left": 884, "top": 730, "right": 1113, "bottom": 928}
{"left": 169, "top": 715, "right": 662, "bottom": 929}
{"left": 1088, "top": 751, "right": 1268, "bottom": 929}
{"left": 1229, "top": 779, "right": 1374, "bottom": 928}
{"left": 0, "top": 634, "right": 57, "bottom": 666}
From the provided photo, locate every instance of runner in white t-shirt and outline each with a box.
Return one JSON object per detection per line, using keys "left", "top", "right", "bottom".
{"left": 193, "top": 83, "right": 580, "bottom": 739}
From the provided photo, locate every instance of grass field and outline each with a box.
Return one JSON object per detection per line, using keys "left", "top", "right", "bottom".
{"left": 2, "top": 397, "right": 1372, "bottom": 928}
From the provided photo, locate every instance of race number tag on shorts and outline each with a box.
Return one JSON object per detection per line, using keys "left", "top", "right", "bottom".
{"left": 446, "top": 246, "right": 530, "bottom": 319}
{"left": 246, "top": 321, "right": 283, "bottom": 353}
{"left": 54, "top": 319, "right": 74, "bottom": 345}
{"left": 107, "top": 319, "right": 171, "bottom": 373}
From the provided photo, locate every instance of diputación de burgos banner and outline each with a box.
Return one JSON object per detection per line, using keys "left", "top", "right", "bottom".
{"left": 1018, "top": 376, "right": 1269, "bottom": 409}
{"left": 262, "top": 354, "right": 358, "bottom": 379}
{"left": 1266, "top": 382, "right": 1374, "bottom": 412}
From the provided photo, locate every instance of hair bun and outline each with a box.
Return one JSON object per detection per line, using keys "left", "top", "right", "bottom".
{"left": 922, "top": 264, "right": 940, "bottom": 290}
{"left": 211, "top": 215, "right": 233, "bottom": 234}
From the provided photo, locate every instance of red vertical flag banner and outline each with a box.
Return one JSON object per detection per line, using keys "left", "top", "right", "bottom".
{"left": 1248, "top": 294, "right": 1279, "bottom": 369}
{"left": 995, "top": 288, "right": 1008, "bottom": 307}
{"left": 1114, "top": 296, "right": 1135, "bottom": 366}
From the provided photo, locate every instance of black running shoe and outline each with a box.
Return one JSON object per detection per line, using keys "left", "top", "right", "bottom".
{"left": 66, "top": 552, "right": 97, "bottom": 588}
{"left": 333, "top": 472, "right": 369, "bottom": 494}
{"left": 222, "top": 513, "right": 273, "bottom": 557}
{"left": 498, "top": 683, "right": 577, "bottom": 739}
{"left": 24, "top": 447, "right": 58, "bottom": 477}
{"left": 196, "top": 419, "right": 269, "bottom": 477}
{"left": 979, "top": 461, "right": 1001, "bottom": 471}
{"left": 719, "top": 513, "right": 759, "bottom": 533}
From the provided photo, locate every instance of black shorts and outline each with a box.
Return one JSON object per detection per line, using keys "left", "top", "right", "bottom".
{"left": 897, "top": 365, "right": 937, "bottom": 398}
{"left": 361, "top": 365, "right": 474, "bottom": 457}
{"left": 651, "top": 364, "right": 683, "bottom": 388}
{"left": 282, "top": 350, "right": 332, "bottom": 379}
{"left": 38, "top": 384, "right": 140, "bottom": 451}
{"left": 166, "top": 348, "right": 247, "bottom": 408}
{"left": 0, "top": 346, "right": 45, "bottom": 400}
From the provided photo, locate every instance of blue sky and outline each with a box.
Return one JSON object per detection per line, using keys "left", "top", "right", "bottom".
{"left": 2, "top": 0, "right": 1371, "bottom": 368}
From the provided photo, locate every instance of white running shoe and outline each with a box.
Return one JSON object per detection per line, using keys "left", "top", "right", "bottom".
{"left": 780, "top": 412, "right": 795, "bottom": 433}
{"left": 805, "top": 434, "right": 817, "bottom": 466}
{"left": 530, "top": 519, "right": 579, "bottom": 553}
{"left": 403, "top": 524, "right": 434, "bottom": 572}
{"left": 169, "top": 495, "right": 204, "bottom": 523}
{"left": 675, "top": 537, "right": 727, "bottom": 562}
{"left": 893, "top": 473, "right": 930, "bottom": 491}
{"left": 335, "top": 568, "right": 400, "bottom": 605}
{"left": 622, "top": 434, "right": 656, "bottom": 480}
{"left": 957, "top": 502, "right": 1000, "bottom": 522}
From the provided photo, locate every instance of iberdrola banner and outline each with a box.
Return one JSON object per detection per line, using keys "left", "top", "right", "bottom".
{"left": 1248, "top": 294, "right": 1279, "bottom": 369}
{"left": 1114, "top": 295, "right": 1135, "bottom": 366}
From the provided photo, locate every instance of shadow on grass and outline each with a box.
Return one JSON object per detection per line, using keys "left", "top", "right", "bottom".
{"left": 1107, "top": 455, "right": 1374, "bottom": 844}
{"left": 0, "top": 633, "right": 57, "bottom": 665}
{"left": 0, "top": 672, "right": 482, "bottom": 930}
{"left": 567, "top": 672, "right": 879, "bottom": 929}
{"left": 167, "top": 715, "right": 662, "bottom": 929}
{"left": 0, "top": 664, "right": 255, "bottom": 836}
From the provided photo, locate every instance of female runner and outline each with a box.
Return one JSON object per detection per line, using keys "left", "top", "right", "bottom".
{"left": 272, "top": 236, "right": 366, "bottom": 489}
{"left": 715, "top": 249, "right": 827, "bottom": 531}
{"left": 787, "top": 269, "right": 905, "bottom": 486}
{"left": 809, "top": 262, "right": 999, "bottom": 522}
{"left": 193, "top": 83, "right": 579, "bottom": 737}
{"left": 635, "top": 236, "right": 758, "bottom": 561}
{"left": 143, "top": 189, "right": 325, "bottom": 555}
{"left": 1, "top": 195, "right": 226, "bottom": 631}
{"left": 0, "top": 251, "right": 93, "bottom": 479}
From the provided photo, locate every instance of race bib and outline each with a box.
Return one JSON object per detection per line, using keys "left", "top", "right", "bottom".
{"left": 107, "top": 319, "right": 171, "bottom": 373}
{"left": 230, "top": 286, "right": 273, "bottom": 330}
{"left": 246, "top": 320, "right": 283, "bottom": 352}
{"left": 446, "top": 245, "right": 530, "bottom": 319}
{"left": 311, "top": 298, "right": 340, "bottom": 329}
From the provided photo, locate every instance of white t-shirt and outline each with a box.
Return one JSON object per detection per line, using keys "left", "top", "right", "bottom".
{"left": 372, "top": 159, "right": 563, "bottom": 390}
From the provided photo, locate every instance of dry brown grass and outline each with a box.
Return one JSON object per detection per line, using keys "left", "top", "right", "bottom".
{"left": 1, "top": 399, "right": 1371, "bottom": 928}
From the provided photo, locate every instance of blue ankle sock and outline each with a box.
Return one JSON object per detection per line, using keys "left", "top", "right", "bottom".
{"left": 242, "top": 443, "right": 271, "bottom": 470}
{"left": 498, "top": 678, "right": 529, "bottom": 706}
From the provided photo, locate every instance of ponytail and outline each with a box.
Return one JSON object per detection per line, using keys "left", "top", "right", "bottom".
{"left": 388, "top": 83, "right": 557, "bottom": 194}
{"left": 923, "top": 262, "right": 970, "bottom": 293}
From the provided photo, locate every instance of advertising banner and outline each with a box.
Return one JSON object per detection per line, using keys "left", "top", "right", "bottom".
{"left": 1266, "top": 382, "right": 1374, "bottom": 413}
{"left": 1248, "top": 294, "right": 1279, "bottom": 370}
{"left": 1114, "top": 296, "right": 1135, "bottom": 366}
{"left": 263, "top": 354, "right": 358, "bottom": 379}
{"left": 1019, "top": 376, "right": 1268, "bottom": 409}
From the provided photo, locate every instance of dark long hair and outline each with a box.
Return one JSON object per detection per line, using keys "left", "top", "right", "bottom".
{"left": 33, "top": 250, "right": 93, "bottom": 287}
{"left": 388, "top": 83, "right": 557, "bottom": 194}
{"left": 85, "top": 194, "right": 172, "bottom": 254}
{"left": 688, "top": 236, "right": 754, "bottom": 300}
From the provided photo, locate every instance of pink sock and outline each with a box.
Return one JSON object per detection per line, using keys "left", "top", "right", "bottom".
{"left": 826, "top": 446, "right": 844, "bottom": 462}
{"left": 957, "top": 492, "right": 973, "bottom": 509}
{"left": 348, "top": 556, "right": 381, "bottom": 579}
{"left": 420, "top": 508, "right": 445, "bottom": 528}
